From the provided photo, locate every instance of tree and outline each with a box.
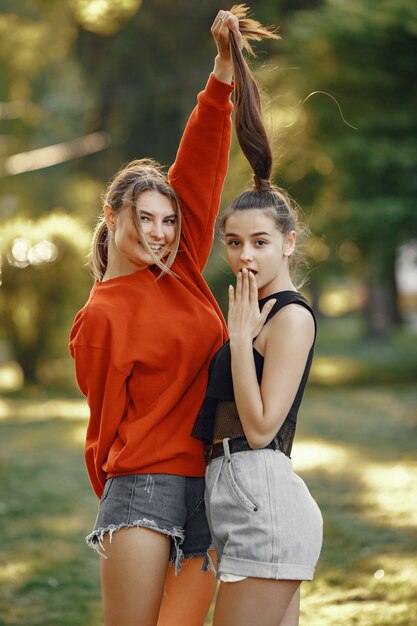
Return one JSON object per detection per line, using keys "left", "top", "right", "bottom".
{"left": 0, "top": 214, "right": 91, "bottom": 383}
{"left": 277, "top": 0, "right": 417, "bottom": 335}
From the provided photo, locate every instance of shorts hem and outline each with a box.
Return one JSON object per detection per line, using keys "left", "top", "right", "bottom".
{"left": 175, "top": 550, "right": 216, "bottom": 575}
{"left": 219, "top": 555, "right": 315, "bottom": 581}
{"left": 86, "top": 519, "right": 185, "bottom": 573}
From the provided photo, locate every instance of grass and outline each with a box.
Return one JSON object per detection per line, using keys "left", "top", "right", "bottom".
{"left": 0, "top": 383, "right": 416, "bottom": 625}
{"left": 0, "top": 314, "right": 416, "bottom": 625}
{"left": 293, "top": 385, "right": 417, "bottom": 626}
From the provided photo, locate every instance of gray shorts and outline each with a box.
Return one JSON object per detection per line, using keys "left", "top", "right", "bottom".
{"left": 86, "top": 474, "right": 212, "bottom": 574}
{"left": 205, "top": 438, "right": 323, "bottom": 581}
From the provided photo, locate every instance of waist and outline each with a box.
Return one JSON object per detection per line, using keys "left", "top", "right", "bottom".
{"left": 205, "top": 436, "right": 277, "bottom": 463}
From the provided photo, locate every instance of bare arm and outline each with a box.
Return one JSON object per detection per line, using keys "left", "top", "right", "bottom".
{"left": 228, "top": 270, "right": 315, "bottom": 448}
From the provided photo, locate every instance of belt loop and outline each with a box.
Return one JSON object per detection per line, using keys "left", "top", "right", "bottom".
{"left": 222, "top": 437, "right": 232, "bottom": 462}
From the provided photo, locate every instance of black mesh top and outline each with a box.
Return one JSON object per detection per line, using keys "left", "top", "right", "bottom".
{"left": 191, "top": 290, "right": 317, "bottom": 458}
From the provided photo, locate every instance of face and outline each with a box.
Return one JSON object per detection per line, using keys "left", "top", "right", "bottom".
{"left": 105, "top": 190, "right": 178, "bottom": 275}
{"left": 224, "top": 209, "right": 296, "bottom": 298}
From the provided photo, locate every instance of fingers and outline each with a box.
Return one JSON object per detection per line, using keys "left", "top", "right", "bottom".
{"left": 248, "top": 270, "right": 258, "bottom": 304}
{"left": 236, "top": 268, "right": 258, "bottom": 303}
{"left": 211, "top": 10, "right": 227, "bottom": 38}
{"left": 228, "top": 284, "right": 235, "bottom": 310}
{"left": 212, "top": 10, "right": 239, "bottom": 33}
{"left": 241, "top": 268, "right": 249, "bottom": 302}
{"left": 211, "top": 10, "right": 241, "bottom": 55}
{"left": 235, "top": 268, "right": 243, "bottom": 302}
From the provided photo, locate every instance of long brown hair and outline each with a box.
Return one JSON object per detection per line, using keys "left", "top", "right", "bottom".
{"left": 88, "top": 159, "right": 182, "bottom": 281}
{"left": 225, "top": 5, "right": 309, "bottom": 283}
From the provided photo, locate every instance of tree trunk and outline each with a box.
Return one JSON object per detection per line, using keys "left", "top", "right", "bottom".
{"left": 17, "top": 347, "right": 40, "bottom": 385}
{"left": 365, "top": 252, "right": 401, "bottom": 337}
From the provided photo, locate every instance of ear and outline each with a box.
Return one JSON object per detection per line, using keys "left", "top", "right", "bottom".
{"left": 103, "top": 204, "right": 116, "bottom": 231}
{"left": 284, "top": 230, "right": 296, "bottom": 257}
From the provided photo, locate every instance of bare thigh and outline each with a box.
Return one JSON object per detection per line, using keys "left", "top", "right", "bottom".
{"left": 213, "top": 578, "right": 301, "bottom": 626}
{"left": 280, "top": 587, "right": 300, "bottom": 626}
{"left": 100, "top": 526, "right": 170, "bottom": 626}
{"left": 158, "top": 551, "right": 217, "bottom": 626}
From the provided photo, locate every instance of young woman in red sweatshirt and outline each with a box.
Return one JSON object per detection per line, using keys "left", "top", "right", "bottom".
{"left": 70, "top": 9, "right": 278, "bottom": 626}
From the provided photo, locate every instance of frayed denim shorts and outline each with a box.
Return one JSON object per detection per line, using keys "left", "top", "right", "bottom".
{"left": 86, "top": 473, "right": 212, "bottom": 574}
{"left": 205, "top": 438, "right": 323, "bottom": 582}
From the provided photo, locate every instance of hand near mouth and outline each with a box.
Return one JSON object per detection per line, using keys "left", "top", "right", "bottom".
{"left": 227, "top": 268, "right": 276, "bottom": 342}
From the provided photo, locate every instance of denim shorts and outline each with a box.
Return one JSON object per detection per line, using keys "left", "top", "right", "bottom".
{"left": 205, "top": 438, "right": 323, "bottom": 581}
{"left": 86, "top": 474, "right": 212, "bottom": 573}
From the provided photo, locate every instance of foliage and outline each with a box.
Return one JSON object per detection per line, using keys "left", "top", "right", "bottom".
{"left": 0, "top": 213, "right": 92, "bottom": 382}
{"left": 273, "top": 0, "right": 417, "bottom": 331}
{"left": 1, "top": 0, "right": 416, "bottom": 382}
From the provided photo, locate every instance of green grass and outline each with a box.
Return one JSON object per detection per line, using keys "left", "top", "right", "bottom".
{"left": 1, "top": 384, "right": 416, "bottom": 625}
{"left": 311, "top": 317, "right": 417, "bottom": 385}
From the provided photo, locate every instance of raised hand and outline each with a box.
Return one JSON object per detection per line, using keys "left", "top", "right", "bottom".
{"left": 211, "top": 10, "right": 242, "bottom": 84}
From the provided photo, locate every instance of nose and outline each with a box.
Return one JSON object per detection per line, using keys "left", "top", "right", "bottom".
{"left": 149, "top": 221, "right": 164, "bottom": 240}
{"left": 239, "top": 246, "right": 253, "bottom": 263}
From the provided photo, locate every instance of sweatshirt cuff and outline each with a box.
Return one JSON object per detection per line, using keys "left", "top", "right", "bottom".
{"left": 199, "top": 73, "right": 234, "bottom": 110}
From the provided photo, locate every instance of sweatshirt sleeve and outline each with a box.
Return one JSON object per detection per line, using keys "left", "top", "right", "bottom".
{"left": 168, "top": 73, "right": 233, "bottom": 270}
{"left": 70, "top": 310, "right": 129, "bottom": 498}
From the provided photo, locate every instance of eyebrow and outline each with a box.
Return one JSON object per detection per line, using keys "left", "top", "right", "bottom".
{"left": 139, "top": 210, "right": 177, "bottom": 219}
{"left": 225, "top": 231, "right": 271, "bottom": 237}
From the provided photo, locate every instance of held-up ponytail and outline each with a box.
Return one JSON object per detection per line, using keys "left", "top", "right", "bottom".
{"left": 229, "top": 4, "right": 280, "bottom": 190}
{"left": 222, "top": 6, "right": 309, "bottom": 286}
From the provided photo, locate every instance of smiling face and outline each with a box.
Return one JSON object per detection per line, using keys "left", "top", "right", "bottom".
{"left": 224, "top": 209, "right": 296, "bottom": 298}
{"left": 104, "top": 189, "right": 178, "bottom": 277}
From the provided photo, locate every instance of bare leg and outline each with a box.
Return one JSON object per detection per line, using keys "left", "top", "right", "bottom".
{"left": 158, "top": 551, "right": 217, "bottom": 626}
{"left": 100, "top": 526, "right": 171, "bottom": 626}
{"left": 213, "top": 578, "right": 300, "bottom": 626}
{"left": 280, "top": 587, "right": 300, "bottom": 626}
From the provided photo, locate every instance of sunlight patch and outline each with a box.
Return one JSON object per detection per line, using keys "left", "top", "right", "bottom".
{"left": 310, "top": 356, "right": 365, "bottom": 385}
{"left": 0, "top": 398, "right": 89, "bottom": 421}
{"left": 360, "top": 463, "right": 417, "bottom": 527}
{"left": 293, "top": 440, "right": 353, "bottom": 473}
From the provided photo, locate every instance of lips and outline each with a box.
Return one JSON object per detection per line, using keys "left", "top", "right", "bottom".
{"left": 240, "top": 268, "right": 257, "bottom": 274}
{"left": 139, "top": 242, "right": 165, "bottom": 252}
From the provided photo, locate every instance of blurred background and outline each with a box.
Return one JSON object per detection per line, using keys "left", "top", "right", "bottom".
{"left": 0, "top": 1, "right": 416, "bottom": 625}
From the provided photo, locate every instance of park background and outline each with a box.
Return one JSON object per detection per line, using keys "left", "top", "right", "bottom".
{"left": 0, "top": 0, "right": 416, "bottom": 624}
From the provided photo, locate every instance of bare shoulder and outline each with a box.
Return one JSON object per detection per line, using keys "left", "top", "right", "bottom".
{"left": 266, "top": 303, "right": 315, "bottom": 348}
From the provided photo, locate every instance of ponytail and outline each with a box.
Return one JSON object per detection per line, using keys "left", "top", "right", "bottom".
{"left": 229, "top": 4, "right": 280, "bottom": 190}
{"left": 89, "top": 218, "right": 108, "bottom": 281}
{"left": 223, "top": 6, "right": 310, "bottom": 286}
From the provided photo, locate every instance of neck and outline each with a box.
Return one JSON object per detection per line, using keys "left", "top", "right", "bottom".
{"left": 258, "top": 271, "right": 296, "bottom": 300}
{"left": 102, "top": 248, "right": 146, "bottom": 281}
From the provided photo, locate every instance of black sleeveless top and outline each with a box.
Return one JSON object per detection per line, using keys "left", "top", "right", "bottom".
{"left": 191, "top": 291, "right": 317, "bottom": 458}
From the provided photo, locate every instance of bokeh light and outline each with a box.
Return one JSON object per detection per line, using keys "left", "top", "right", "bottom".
{"left": 70, "top": 0, "right": 143, "bottom": 35}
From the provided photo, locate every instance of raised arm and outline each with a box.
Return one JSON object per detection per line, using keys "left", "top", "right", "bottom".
{"left": 168, "top": 11, "right": 240, "bottom": 269}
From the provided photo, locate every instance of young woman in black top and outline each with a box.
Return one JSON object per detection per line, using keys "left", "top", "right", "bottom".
{"left": 192, "top": 8, "right": 323, "bottom": 626}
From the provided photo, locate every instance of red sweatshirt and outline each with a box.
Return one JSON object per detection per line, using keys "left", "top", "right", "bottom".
{"left": 70, "top": 74, "right": 232, "bottom": 498}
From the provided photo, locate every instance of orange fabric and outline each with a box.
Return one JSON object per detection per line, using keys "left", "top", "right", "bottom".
{"left": 70, "top": 74, "right": 232, "bottom": 498}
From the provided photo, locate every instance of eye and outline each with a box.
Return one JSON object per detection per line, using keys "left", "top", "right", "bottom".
{"left": 255, "top": 240, "right": 268, "bottom": 247}
{"left": 226, "top": 240, "right": 240, "bottom": 247}
{"left": 164, "top": 217, "right": 177, "bottom": 225}
{"left": 140, "top": 215, "right": 150, "bottom": 222}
